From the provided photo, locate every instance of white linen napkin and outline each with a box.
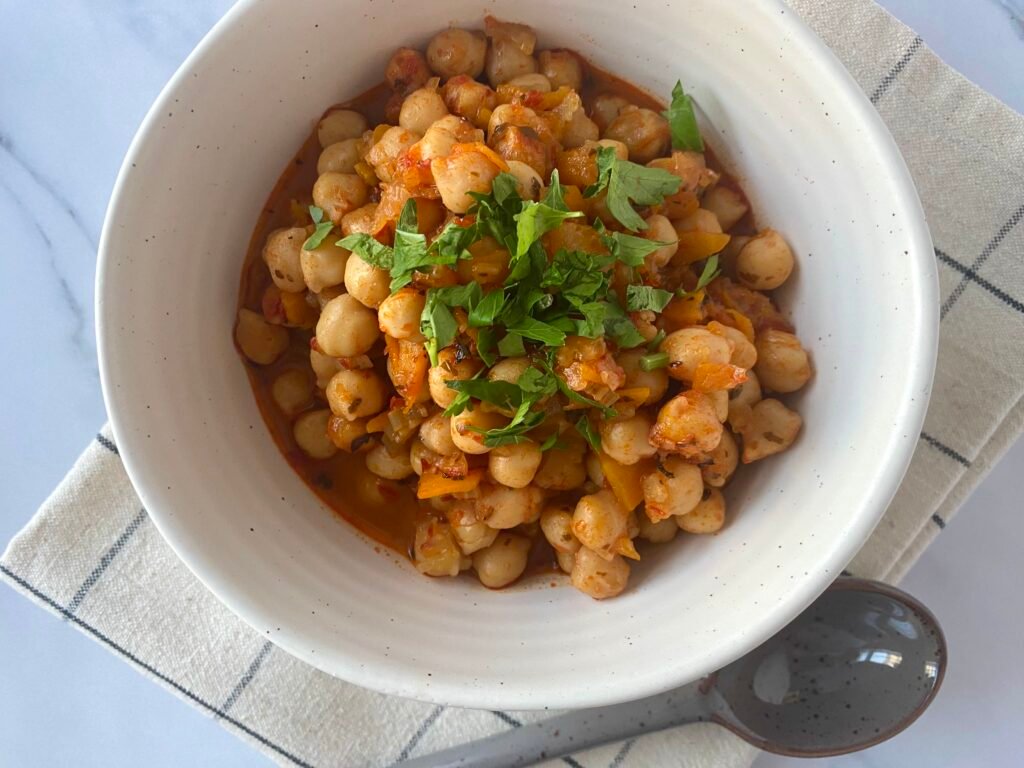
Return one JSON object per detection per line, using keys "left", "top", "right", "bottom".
{"left": 4, "top": 1, "right": 1023, "bottom": 765}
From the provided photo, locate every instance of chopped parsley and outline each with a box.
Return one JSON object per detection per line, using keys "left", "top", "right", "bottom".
{"left": 302, "top": 205, "right": 335, "bottom": 250}
{"left": 665, "top": 80, "right": 704, "bottom": 152}
{"left": 584, "top": 147, "right": 681, "bottom": 231}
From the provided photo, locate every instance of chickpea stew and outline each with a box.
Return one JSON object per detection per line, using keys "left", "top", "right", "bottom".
{"left": 234, "top": 17, "right": 811, "bottom": 599}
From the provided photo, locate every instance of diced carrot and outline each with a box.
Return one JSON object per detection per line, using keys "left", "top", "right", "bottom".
{"left": 725, "top": 310, "right": 756, "bottom": 342}
{"left": 662, "top": 290, "right": 705, "bottom": 328}
{"left": 692, "top": 362, "right": 748, "bottom": 392}
{"left": 658, "top": 189, "right": 700, "bottom": 220}
{"left": 674, "top": 231, "right": 731, "bottom": 264}
{"left": 416, "top": 468, "right": 484, "bottom": 499}
{"left": 599, "top": 454, "right": 655, "bottom": 512}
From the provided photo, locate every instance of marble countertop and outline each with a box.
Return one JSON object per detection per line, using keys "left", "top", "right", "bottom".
{"left": 2, "top": 1, "right": 1022, "bottom": 766}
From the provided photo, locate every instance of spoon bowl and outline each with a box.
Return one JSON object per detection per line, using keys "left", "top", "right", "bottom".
{"left": 711, "top": 578, "right": 946, "bottom": 756}
{"left": 402, "top": 578, "right": 946, "bottom": 767}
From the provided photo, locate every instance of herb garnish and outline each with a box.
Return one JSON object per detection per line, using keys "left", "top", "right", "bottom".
{"left": 665, "top": 80, "right": 704, "bottom": 153}
{"left": 584, "top": 147, "right": 681, "bottom": 231}
{"left": 302, "top": 205, "right": 335, "bottom": 250}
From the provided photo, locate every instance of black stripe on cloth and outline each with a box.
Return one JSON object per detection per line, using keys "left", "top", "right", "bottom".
{"left": 95, "top": 433, "right": 119, "bottom": 455}
{"left": 608, "top": 737, "right": 636, "bottom": 768}
{"left": 489, "top": 712, "right": 584, "bottom": 768}
{"left": 0, "top": 564, "right": 315, "bottom": 768}
{"left": 920, "top": 432, "right": 972, "bottom": 468}
{"left": 932, "top": 513, "right": 947, "bottom": 529}
{"left": 220, "top": 640, "right": 274, "bottom": 715}
{"left": 935, "top": 248, "right": 1024, "bottom": 315}
{"left": 65, "top": 508, "right": 149, "bottom": 615}
{"left": 869, "top": 36, "right": 923, "bottom": 104}
{"left": 941, "top": 204, "right": 1024, "bottom": 318}
{"left": 396, "top": 704, "right": 445, "bottom": 762}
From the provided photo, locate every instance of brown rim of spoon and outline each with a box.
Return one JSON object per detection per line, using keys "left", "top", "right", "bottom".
{"left": 709, "top": 576, "right": 948, "bottom": 757}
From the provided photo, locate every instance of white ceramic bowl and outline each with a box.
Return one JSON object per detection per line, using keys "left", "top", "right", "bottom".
{"left": 97, "top": 0, "right": 937, "bottom": 709}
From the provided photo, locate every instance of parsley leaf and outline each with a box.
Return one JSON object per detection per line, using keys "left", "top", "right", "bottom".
{"left": 468, "top": 288, "right": 507, "bottom": 328}
{"left": 514, "top": 201, "right": 583, "bottom": 259}
{"left": 309, "top": 205, "right": 325, "bottom": 225}
{"left": 665, "top": 80, "right": 704, "bottom": 152}
{"left": 336, "top": 233, "right": 394, "bottom": 270}
{"left": 420, "top": 292, "right": 459, "bottom": 367}
{"left": 603, "top": 299, "right": 647, "bottom": 349}
{"left": 542, "top": 169, "right": 570, "bottom": 212}
{"left": 430, "top": 219, "right": 478, "bottom": 263}
{"left": 446, "top": 379, "right": 524, "bottom": 411}
{"left": 626, "top": 284, "right": 675, "bottom": 312}
{"left": 584, "top": 147, "right": 681, "bottom": 231}
{"left": 497, "top": 332, "right": 526, "bottom": 357}
{"left": 389, "top": 199, "right": 432, "bottom": 290}
{"left": 574, "top": 415, "right": 602, "bottom": 451}
{"left": 596, "top": 220, "right": 673, "bottom": 267}
{"left": 678, "top": 254, "right": 721, "bottom": 298}
{"left": 303, "top": 220, "right": 335, "bottom": 251}
{"left": 507, "top": 316, "right": 566, "bottom": 346}
{"left": 539, "top": 433, "right": 562, "bottom": 451}
{"left": 476, "top": 327, "right": 497, "bottom": 367}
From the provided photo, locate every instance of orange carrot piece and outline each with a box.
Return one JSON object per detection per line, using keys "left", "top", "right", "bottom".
{"left": 599, "top": 454, "right": 655, "bottom": 512}
{"left": 416, "top": 468, "right": 484, "bottom": 499}
{"left": 674, "top": 231, "right": 731, "bottom": 265}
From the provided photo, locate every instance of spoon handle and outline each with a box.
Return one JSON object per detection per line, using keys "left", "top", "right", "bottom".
{"left": 400, "top": 683, "right": 710, "bottom": 768}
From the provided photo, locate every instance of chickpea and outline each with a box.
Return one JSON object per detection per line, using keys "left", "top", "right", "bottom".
{"left": 318, "top": 138, "right": 363, "bottom": 174}
{"left": 487, "top": 356, "right": 531, "bottom": 385}
{"left": 604, "top": 108, "right": 670, "bottom": 165}
{"left": 425, "top": 28, "right": 487, "bottom": 79}
{"left": 327, "top": 415, "right": 369, "bottom": 452}
{"left": 505, "top": 160, "right": 543, "bottom": 199}
{"left": 344, "top": 254, "right": 391, "bottom": 309}
{"left": 755, "top": 330, "right": 811, "bottom": 393}
{"left": 488, "top": 123, "right": 554, "bottom": 178}
{"left": 473, "top": 533, "right": 532, "bottom": 588}
{"left": 641, "top": 457, "right": 703, "bottom": 521}
{"left": 317, "top": 110, "right": 368, "bottom": 148}
{"left": 591, "top": 94, "right": 631, "bottom": 133}
{"left": 477, "top": 483, "right": 543, "bottom": 528}
{"left": 235, "top": 308, "right": 288, "bottom": 365}
{"left": 533, "top": 442, "right": 587, "bottom": 490}
{"left": 673, "top": 208, "right": 723, "bottom": 234}
{"left": 702, "top": 184, "right": 749, "bottom": 231}
{"left": 585, "top": 451, "right": 605, "bottom": 486}
{"left": 637, "top": 513, "right": 678, "bottom": 543}
{"left": 365, "top": 442, "right": 414, "bottom": 480}
{"left": 413, "top": 519, "right": 462, "bottom": 577}
{"left": 376, "top": 288, "right": 426, "bottom": 340}
{"left": 399, "top": 87, "right": 449, "bottom": 136}
{"left": 617, "top": 350, "right": 669, "bottom": 405}
{"left": 555, "top": 549, "right": 575, "bottom": 574}
{"left": 600, "top": 414, "right": 657, "bottom": 466}
{"left": 442, "top": 75, "right": 498, "bottom": 126}
{"left": 540, "top": 505, "right": 581, "bottom": 553}
{"left": 408, "top": 438, "right": 436, "bottom": 476}
{"left": 385, "top": 47, "right": 431, "bottom": 94}
{"left": 486, "top": 103, "right": 542, "bottom": 139}
{"left": 740, "top": 399, "right": 802, "bottom": 463}
{"left": 537, "top": 50, "right": 583, "bottom": 91}
{"left": 325, "top": 368, "right": 387, "bottom": 420}
{"left": 736, "top": 229, "right": 795, "bottom": 290}
{"left": 677, "top": 488, "right": 726, "bottom": 534}
{"left": 300, "top": 239, "right": 349, "bottom": 294}
{"left": 709, "top": 389, "right": 729, "bottom": 422}
{"left": 312, "top": 172, "right": 369, "bottom": 224}
{"left": 649, "top": 150, "right": 719, "bottom": 198}
{"left": 561, "top": 108, "right": 600, "bottom": 149}
{"left": 707, "top": 321, "right": 757, "bottom": 369}
{"left": 488, "top": 442, "right": 543, "bottom": 488}
{"left": 643, "top": 213, "right": 679, "bottom": 269}
{"left": 450, "top": 407, "right": 507, "bottom": 455}
{"left": 315, "top": 293, "right": 379, "bottom": 358}
{"left": 309, "top": 349, "right": 341, "bottom": 390}
{"left": 431, "top": 146, "right": 502, "bottom": 214}
{"left": 262, "top": 228, "right": 306, "bottom": 292}
{"left": 505, "top": 73, "right": 552, "bottom": 92}
{"left": 365, "top": 126, "right": 420, "bottom": 183}
{"left": 572, "top": 547, "right": 630, "bottom": 599}
{"left": 661, "top": 327, "right": 733, "bottom": 382}
{"left": 702, "top": 429, "right": 739, "bottom": 487}
{"left": 419, "top": 412, "right": 458, "bottom": 455}
{"left": 572, "top": 489, "right": 630, "bottom": 559}
{"left": 485, "top": 39, "right": 537, "bottom": 86}
{"left": 428, "top": 351, "right": 481, "bottom": 408}
{"left": 271, "top": 369, "right": 313, "bottom": 416}
{"left": 292, "top": 409, "right": 337, "bottom": 460}
{"left": 649, "top": 390, "right": 724, "bottom": 458}
{"left": 341, "top": 203, "right": 379, "bottom": 238}
{"left": 450, "top": 509, "right": 500, "bottom": 556}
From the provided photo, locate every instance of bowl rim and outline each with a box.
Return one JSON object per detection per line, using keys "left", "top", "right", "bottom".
{"left": 96, "top": 0, "right": 938, "bottom": 709}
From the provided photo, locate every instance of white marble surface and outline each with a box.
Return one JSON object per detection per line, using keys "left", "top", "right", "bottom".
{"left": 0, "top": 1, "right": 1021, "bottom": 766}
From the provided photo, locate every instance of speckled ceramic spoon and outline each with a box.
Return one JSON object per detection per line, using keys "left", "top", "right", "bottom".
{"left": 402, "top": 578, "right": 946, "bottom": 767}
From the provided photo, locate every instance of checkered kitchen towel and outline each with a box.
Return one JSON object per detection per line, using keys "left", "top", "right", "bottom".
{"left": 4, "top": 1, "right": 1024, "bottom": 766}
